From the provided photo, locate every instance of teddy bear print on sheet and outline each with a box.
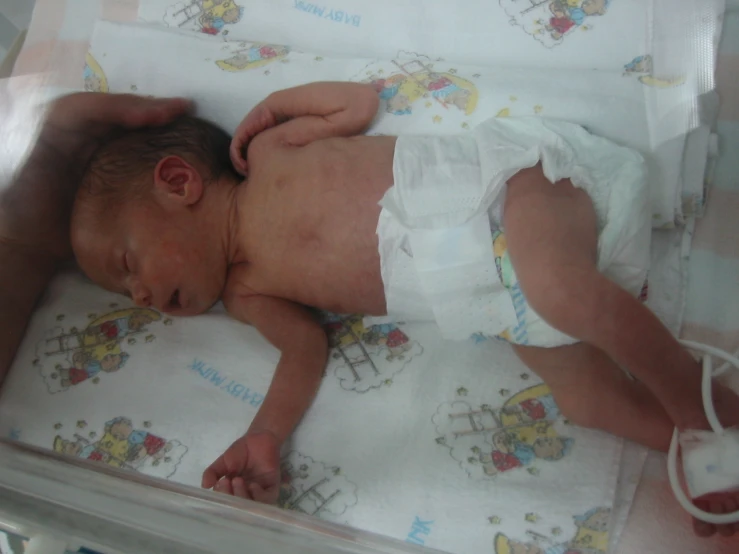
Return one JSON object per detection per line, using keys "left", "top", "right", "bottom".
{"left": 622, "top": 54, "right": 686, "bottom": 89}
{"left": 51, "top": 416, "right": 188, "bottom": 480}
{"left": 499, "top": 0, "right": 612, "bottom": 48}
{"left": 37, "top": 306, "right": 168, "bottom": 394}
{"left": 492, "top": 507, "right": 612, "bottom": 554}
{"left": 433, "top": 383, "right": 574, "bottom": 479}
{"left": 277, "top": 451, "right": 359, "bottom": 518}
{"left": 84, "top": 52, "right": 109, "bottom": 93}
{"left": 162, "top": 0, "right": 245, "bottom": 36}
{"left": 352, "top": 52, "right": 480, "bottom": 125}
{"left": 323, "top": 314, "right": 424, "bottom": 393}
{"left": 215, "top": 41, "right": 291, "bottom": 72}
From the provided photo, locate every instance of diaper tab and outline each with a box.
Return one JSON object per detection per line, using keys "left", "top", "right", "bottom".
{"left": 408, "top": 212, "right": 518, "bottom": 340}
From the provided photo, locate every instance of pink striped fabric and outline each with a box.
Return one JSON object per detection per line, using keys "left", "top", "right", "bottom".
{"left": 682, "top": 41, "right": 739, "bottom": 356}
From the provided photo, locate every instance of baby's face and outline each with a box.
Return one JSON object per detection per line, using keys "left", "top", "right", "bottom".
{"left": 72, "top": 199, "right": 227, "bottom": 316}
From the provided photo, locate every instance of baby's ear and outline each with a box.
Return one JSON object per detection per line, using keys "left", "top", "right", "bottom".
{"left": 153, "top": 155, "right": 204, "bottom": 208}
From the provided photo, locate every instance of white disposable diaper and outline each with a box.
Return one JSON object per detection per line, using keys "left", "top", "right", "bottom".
{"left": 367, "top": 117, "right": 651, "bottom": 346}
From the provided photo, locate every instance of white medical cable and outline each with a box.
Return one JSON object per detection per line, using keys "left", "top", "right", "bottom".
{"left": 667, "top": 340, "right": 739, "bottom": 524}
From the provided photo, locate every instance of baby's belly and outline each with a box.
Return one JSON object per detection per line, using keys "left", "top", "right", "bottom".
{"left": 289, "top": 196, "right": 388, "bottom": 314}
{"left": 244, "top": 226, "right": 387, "bottom": 316}
{"left": 290, "top": 244, "right": 387, "bottom": 316}
{"left": 317, "top": 264, "right": 386, "bottom": 315}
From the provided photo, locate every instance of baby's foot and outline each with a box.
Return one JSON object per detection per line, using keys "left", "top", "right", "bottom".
{"left": 691, "top": 430, "right": 739, "bottom": 537}
{"left": 676, "top": 383, "right": 739, "bottom": 537}
{"left": 693, "top": 492, "right": 739, "bottom": 538}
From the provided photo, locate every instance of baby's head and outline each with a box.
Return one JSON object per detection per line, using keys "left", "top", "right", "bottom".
{"left": 71, "top": 116, "right": 240, "bottom": 316}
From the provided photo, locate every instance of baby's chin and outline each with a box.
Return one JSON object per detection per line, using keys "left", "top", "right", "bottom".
{"left": 175, "top": 298, "right": 214, "bottom": 317}
{"left": 182, "top": 288, "right": 223, "bottom": 317}
{"left": 169, "top": 273, "right": 227, "bottom": 316}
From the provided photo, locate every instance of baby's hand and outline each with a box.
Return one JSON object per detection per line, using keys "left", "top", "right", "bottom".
{"left": 201, "top": 430, "right": 281, "bottom": 504}
{"left": 230, "top": 102, "right": 280, "bottom": 176}
{"left": 231, "top": 83, "right": 379, "bottom": 175}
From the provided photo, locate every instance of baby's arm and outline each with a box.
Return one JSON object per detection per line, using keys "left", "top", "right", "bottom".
{"left": 201, "top": 293, "right": 327, "bottom": 503}
{"left": 231, "top": 81, "right": 379, "bottom": 174}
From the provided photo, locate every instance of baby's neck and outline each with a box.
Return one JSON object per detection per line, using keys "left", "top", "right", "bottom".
{"left": 222, "top": 176, "right": 249, "bottom": 267}
{"left": 196, "top": 174, "right": 246, "bottom": 268}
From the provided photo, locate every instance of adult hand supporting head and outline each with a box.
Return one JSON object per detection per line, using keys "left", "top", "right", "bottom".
{"left": 0, "top": 92, "right": 191, "bottom": 382}
{"left": 1, "top": 92, "right": 192, "bottom": 259}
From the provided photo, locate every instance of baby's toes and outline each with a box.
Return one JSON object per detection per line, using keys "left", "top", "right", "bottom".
{"left": 721, "top": 496, "right": 739, "bottom": 536}
{"left": 693, "top": 492, "right": 739, "bottom": 538}
{"left": 711, "top": 497, "right": 735, "bottom": 537}
{"left": 693, "top": 499, "right": 716, "bottom": 537}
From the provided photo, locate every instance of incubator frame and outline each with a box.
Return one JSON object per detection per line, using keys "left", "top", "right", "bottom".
{"left": 0, "top": 439, "right": 433, "bottom": 554}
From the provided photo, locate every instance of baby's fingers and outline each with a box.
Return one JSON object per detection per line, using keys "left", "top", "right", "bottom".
{"left": 227, "top": 478, "right": 275, "bottom": 504}
{"left": 223, "top": 441, "right": 249, "bottom": 475}
{"left": 229, "top": 137, "right": 248, "bottom": 176}
{"left": 232, "top": 477, "right": 274, "bottom": 503}
{"left": 201, "top": 455, "right": 228, "bottom": 489}
{"left": 249, "top": 482, "right": 279, "bottom": 505}
{"left": 214, "top": 477, "right": 234, "bottom": 495}
{"left": 232, "top": 476, "right": 249, "bottom": 499}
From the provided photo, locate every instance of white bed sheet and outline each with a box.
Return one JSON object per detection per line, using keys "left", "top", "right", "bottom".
{"left": 1, "top": 0, "right": 733, "bottom": 552}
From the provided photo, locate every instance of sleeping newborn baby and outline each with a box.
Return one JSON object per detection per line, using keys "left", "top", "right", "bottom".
{"left": 70, "top": 82, "right": 739, "bottom": 536}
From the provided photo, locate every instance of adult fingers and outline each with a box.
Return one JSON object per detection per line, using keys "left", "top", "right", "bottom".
{"left": 121, "top": 96, "right": 193, "bottom": 129}
{"left": 50, "top": 93, "right": 192, "bottom": 133}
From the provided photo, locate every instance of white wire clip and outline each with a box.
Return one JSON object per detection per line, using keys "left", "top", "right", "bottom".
{"left": 667, "top": 340, "right": 739, "bottom": 525}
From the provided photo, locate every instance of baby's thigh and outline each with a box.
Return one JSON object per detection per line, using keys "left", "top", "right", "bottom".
{"left": 503, "top": 169, "right": 598, "bottom": 277}
{"left": 502, "top": 169, "right": 602, "bottom": 334}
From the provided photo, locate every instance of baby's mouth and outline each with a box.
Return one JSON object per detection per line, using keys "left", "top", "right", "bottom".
{"left": 169, "top": 288, "right": 181, "bottom": 310}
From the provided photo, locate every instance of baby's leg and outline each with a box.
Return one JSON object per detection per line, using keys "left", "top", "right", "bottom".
{"left": 513, "top": 342, "right": 673, "bottom": 452}
{"left": 503, "top": 167, "right": 739, "bottom": 432}
{"left": 504, "top": 166, "right": 739, "bottom": 537}
{"left": 519, "top": 343, "right": 739, "bottom": 539}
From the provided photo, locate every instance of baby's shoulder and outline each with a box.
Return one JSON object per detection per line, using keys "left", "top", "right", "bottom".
{"left": 221, "top": 264, "right": 256, "bottom": 301}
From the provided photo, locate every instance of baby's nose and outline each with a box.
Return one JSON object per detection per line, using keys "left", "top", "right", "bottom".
{"left": 131, "top": 284, "right": 152, "bottom": 307}
{"left": 133, "top": 292, "right": 151, "bottom": 308}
